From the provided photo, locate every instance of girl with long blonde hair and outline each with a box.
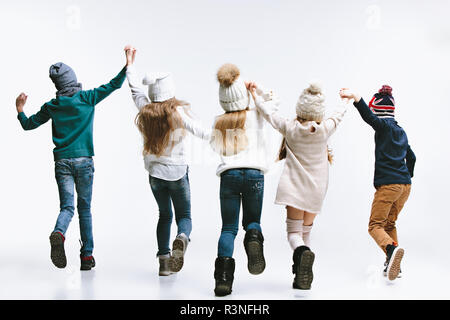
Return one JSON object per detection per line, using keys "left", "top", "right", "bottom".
{"left": 211, "top": 63, "right": 277, "bottom": 297}
{"left": 124, "top": 46, "right": 210, "bottom": 277}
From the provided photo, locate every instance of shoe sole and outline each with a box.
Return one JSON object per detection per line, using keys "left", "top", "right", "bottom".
{"left": 214, "top": 284, "right": 232, "bottom": 297}
{"left": 169, "top": 238, "right": 185, "bottom": 273}
{"left": 49, "top": 233, "right": 66, "bottom": 269}
{"left": 246, "top": 241, "right": 266, "bottom": 275}
{"left": 293, "top": 250, "right": 315, "bottom": 290}
{"left": 387, "top": 248, "right": 404, "bottom": 281}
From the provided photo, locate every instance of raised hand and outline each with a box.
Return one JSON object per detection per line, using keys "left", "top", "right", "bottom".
{"left": 124, "top": 45, "right": 137, "bottom": 66}
{"left": 245, "top": 81, "right": 258, "bottom": 101}
{"left": 339, "top": 88, "right": 360, "bottom": 102}
{"left": 16, "top": 93, "right": 28, "bottom": 113}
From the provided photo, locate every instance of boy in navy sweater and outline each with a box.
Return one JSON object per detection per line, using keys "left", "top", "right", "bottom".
{"left": 340, "top": 85, "right": 416, "bottom": 281}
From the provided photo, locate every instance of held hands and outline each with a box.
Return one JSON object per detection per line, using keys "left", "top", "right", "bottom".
{"left": 339, "top": 88, "right": 361, "bottom": 103}
{"left": 245, "top": 81, "right": 258, "bottom": 101}
{"left": 124, "top": 45, "right": 136, "bottom": 67}
{"left": 16, "top": 93, "right": 28, "bottom": 113}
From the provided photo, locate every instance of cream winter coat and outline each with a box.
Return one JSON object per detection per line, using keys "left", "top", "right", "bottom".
{"left": 254, "top": 94, "right": 347, "bottom": 214}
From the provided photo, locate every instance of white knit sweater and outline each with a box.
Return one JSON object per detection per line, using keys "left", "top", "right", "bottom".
{"left": 255, "top": 94, "right": 347, "bottom": 214}
{"left": 126, "top": 66, "right": 210, "bottom": 179}
{"left": 213, "top": 87, "right": 279, "bottom": 176}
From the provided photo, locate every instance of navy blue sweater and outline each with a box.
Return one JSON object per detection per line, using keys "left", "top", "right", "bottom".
{"left": 354, "top": 99, "right": 416, "bottom": 187}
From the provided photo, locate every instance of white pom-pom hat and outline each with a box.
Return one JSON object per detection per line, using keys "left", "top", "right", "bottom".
{"left": 142, "top": 72, "right": 175, "bottom": 102}
{"left": 296, "top": 82, "right": 325, "bottom": 121}
{"left": 217, "top": 63, "right": 250, "bottom": 112}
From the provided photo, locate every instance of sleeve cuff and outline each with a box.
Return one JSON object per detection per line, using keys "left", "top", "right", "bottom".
{"left": 17, "top": 112, "right": 26, "bottom": 121}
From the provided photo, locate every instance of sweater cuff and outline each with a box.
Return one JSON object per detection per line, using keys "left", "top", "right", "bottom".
{"left": 353, "top": 98, "right": 365, "bottom": 108}
{"left": 17, "top": 112, "right": 27, "bottom": 121}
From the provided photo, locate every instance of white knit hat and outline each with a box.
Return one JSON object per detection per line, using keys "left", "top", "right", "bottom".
{"left": 142, "top": 72, "right": 175, "bottom": 102}
{"left": 217, "top": 63, "right": 250, "bottom": 112}
{"left": 296, "top": 82, "right": 325, "bottom": 121}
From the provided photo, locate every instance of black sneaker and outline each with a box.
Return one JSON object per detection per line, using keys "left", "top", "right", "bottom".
{"left": 383, "top": 258, "right": 402, "bottom": 278}
{"left": 49, "top": 232, "right": 67, "bottom": 268}
{"left": 385, "top": 244, "right": 404, "bottom": 281}
{"left": 292, "top": 245, "right": 315, "bottom": 290}
{"left": 243, "top": 229, "right": 266, "bottom": 275}
{"left": 80, "top": 255, "right": 96, "bottom": 271}
{"left": 214, "top": 257, "right": 235, "bottom": 297}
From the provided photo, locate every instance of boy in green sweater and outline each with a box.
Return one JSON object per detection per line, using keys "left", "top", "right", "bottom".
{"left": 16, "top": 54, "right": 130, "bottom": 270}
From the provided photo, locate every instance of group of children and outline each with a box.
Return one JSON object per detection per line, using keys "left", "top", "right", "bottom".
{"left": 15, "top": 46, "right": 415, "bottom": 296}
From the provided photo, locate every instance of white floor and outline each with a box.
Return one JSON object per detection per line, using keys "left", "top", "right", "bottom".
{"left": 0, "top": 225, "right": 447, "bottom": 300}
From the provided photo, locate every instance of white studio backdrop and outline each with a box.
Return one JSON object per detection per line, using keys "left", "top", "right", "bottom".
{"left": 0, "top": 0, "right": 449, "bottom": 299}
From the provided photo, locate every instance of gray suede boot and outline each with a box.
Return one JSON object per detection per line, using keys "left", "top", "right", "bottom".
{"left": 169, "top": 233, "right": 189, "bottom": 273}
{"left": 159, "top": 254, "right": 173, "bottom": 276}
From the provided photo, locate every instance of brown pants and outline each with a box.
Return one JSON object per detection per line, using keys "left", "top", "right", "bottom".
{"left": 368, "top": 184, "right": 411, "bottom": 253}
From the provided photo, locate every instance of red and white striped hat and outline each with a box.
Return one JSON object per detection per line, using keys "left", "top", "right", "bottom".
{"left": 369, "top": 85, "right": 395, "bottom": 118}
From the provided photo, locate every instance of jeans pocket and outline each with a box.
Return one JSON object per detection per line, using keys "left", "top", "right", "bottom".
{"left": 248, "top": 178, "right": 264, "bottom": 194}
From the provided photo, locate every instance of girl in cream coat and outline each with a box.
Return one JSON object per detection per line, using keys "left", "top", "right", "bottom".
{"left": 249, "top": 82, "right": 347, "bottom": 290}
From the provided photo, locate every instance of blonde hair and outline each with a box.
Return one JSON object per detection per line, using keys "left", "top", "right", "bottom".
{"left": 211, "top": 109, "right": 249, "bottom": 156}
{"left": 135, "top": 97, "right": 187, "bottom": 157}
{"left": 278, "top": 117, "right": 333, "bottom": 164}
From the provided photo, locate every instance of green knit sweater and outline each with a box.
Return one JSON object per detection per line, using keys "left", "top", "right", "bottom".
{"left": 18, "top": 67, "right": 126, "bottom": 161}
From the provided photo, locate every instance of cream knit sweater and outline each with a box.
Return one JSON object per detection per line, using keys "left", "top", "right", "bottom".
{"left": 255, "top": 94, "right": 347, "bottom": 214}
{"left": 213, "top": 87, "right": 279, "bottom": 176}
{"left": 126, "top": 66, "right": 210, "bottom": 177}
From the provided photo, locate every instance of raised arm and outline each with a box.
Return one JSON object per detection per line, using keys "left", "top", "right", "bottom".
{"left": 81, "top": 66, "right": 127, "bottom": 106}
{"left": 123, "top": 46, "right": 150, "bottom": 110}
{"left": 324, "top": 104, "right": 348, "bottom": 137}
{"left": 340, "top": 88, "right": 385, "bottom": 131}
{"left": 249, "top": 83, "right": 288, "bottom": 136}
{"left": 16, "top": 93, "right": 50, "bottom": 130}
{"left": 405, "top": 144, "right": 416, "bottom": 178}
{"left": 177, "top": 106, "right": 211, "bottom": 140}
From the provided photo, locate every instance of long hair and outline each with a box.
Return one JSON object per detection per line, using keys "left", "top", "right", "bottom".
{"left": 278, "top": 117, "right": 333, "bottom": 164}
{"left": 211, "top": 109, "right": 249, "bottom": 156}
{"left": 135, "top": 97, "right": 188, "bottom": 157}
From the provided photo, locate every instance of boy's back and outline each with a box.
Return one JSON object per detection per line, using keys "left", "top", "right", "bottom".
{"left": 17, "top": 67, "right": 126, "bottom": 160}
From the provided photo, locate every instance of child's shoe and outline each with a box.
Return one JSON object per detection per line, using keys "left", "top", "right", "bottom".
{"left": 159, "top": 254, "right": 173, "bottom": 276}
{"left": 243, "top": 229, "right": 266, "bottom": 275}
{"left": 292, "top": 245, "right": 315, "bottom": 290}
{"left": 49, "top": 232, "right": 67, "bottom": 268}
{"left": 383, "top": 259, "right": 402, "bottom": 278}
{"left": 214, "top": 257, "right": 235, "bottom": 297}
{"left": 169, "top": 233, "right": 189, "bottom": 273}
{"left": 385, "top": 243, "right": 404, "bottom": 281}
{"left": 80, "top": 255, "right": 96, "bottom": 271}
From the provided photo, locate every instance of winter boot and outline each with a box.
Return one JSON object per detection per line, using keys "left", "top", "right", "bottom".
{"left": 214, "top": 257, "right": 235, "bottom": 297}
{"left": 292, "top": 245, "right": 315, "bottom": 290}
{"left": 243, "top": 229, "right": 266, "bottom": 275}
{"left": 169, "top": 233, "right": 189, "bottom": 273}
{"left": 49, "top": 232, "right": 67, "bottom": 269}
{"left": 80, "top": 255, "right": 96, "bottom": 271}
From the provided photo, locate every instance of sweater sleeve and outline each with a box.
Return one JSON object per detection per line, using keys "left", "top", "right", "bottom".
{"left": 125, "top": 65, "right": 150, "bottom": 110}
{"left": 177, "top": 106, "right": 211, "bottom": 141}
{"left": 353, "top": 98, "right": 385, "bottom": 131}
{"left": 254, "top": 89, "right": 288, "bottom": 136}
{"left": 324, "top": 104, "right": 348, "bottom": 137}
{"left": 81, "top": 66, "right": 127, "bottom": 106}
{"left": 17, "top": 104, "right": 51, "bottom": 130}
{"left": 405, "top": 144, "right": 416, "bottom": 178}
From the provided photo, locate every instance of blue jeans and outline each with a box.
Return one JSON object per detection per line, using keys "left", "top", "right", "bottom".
{"left": 149, "top": 173, "right": 192, "bottom": 256}
{"left": 54, "top": 157, "right": 94, "bottom": 257}
{"left": 218, "top": 169, "right": 264, "bottom": 257}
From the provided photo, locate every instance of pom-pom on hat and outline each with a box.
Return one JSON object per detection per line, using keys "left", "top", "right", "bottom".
{"left": 369, "top": 85, "right": 395, "bottom": 118}
{"left": 143, "top": 72, "right": 175, "bottom": 102}
{"left": 296, "top": 82, "right": 326, "bottom": 121}
{"left": 217, "top": 63, "right": 250, "bottom": 112}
